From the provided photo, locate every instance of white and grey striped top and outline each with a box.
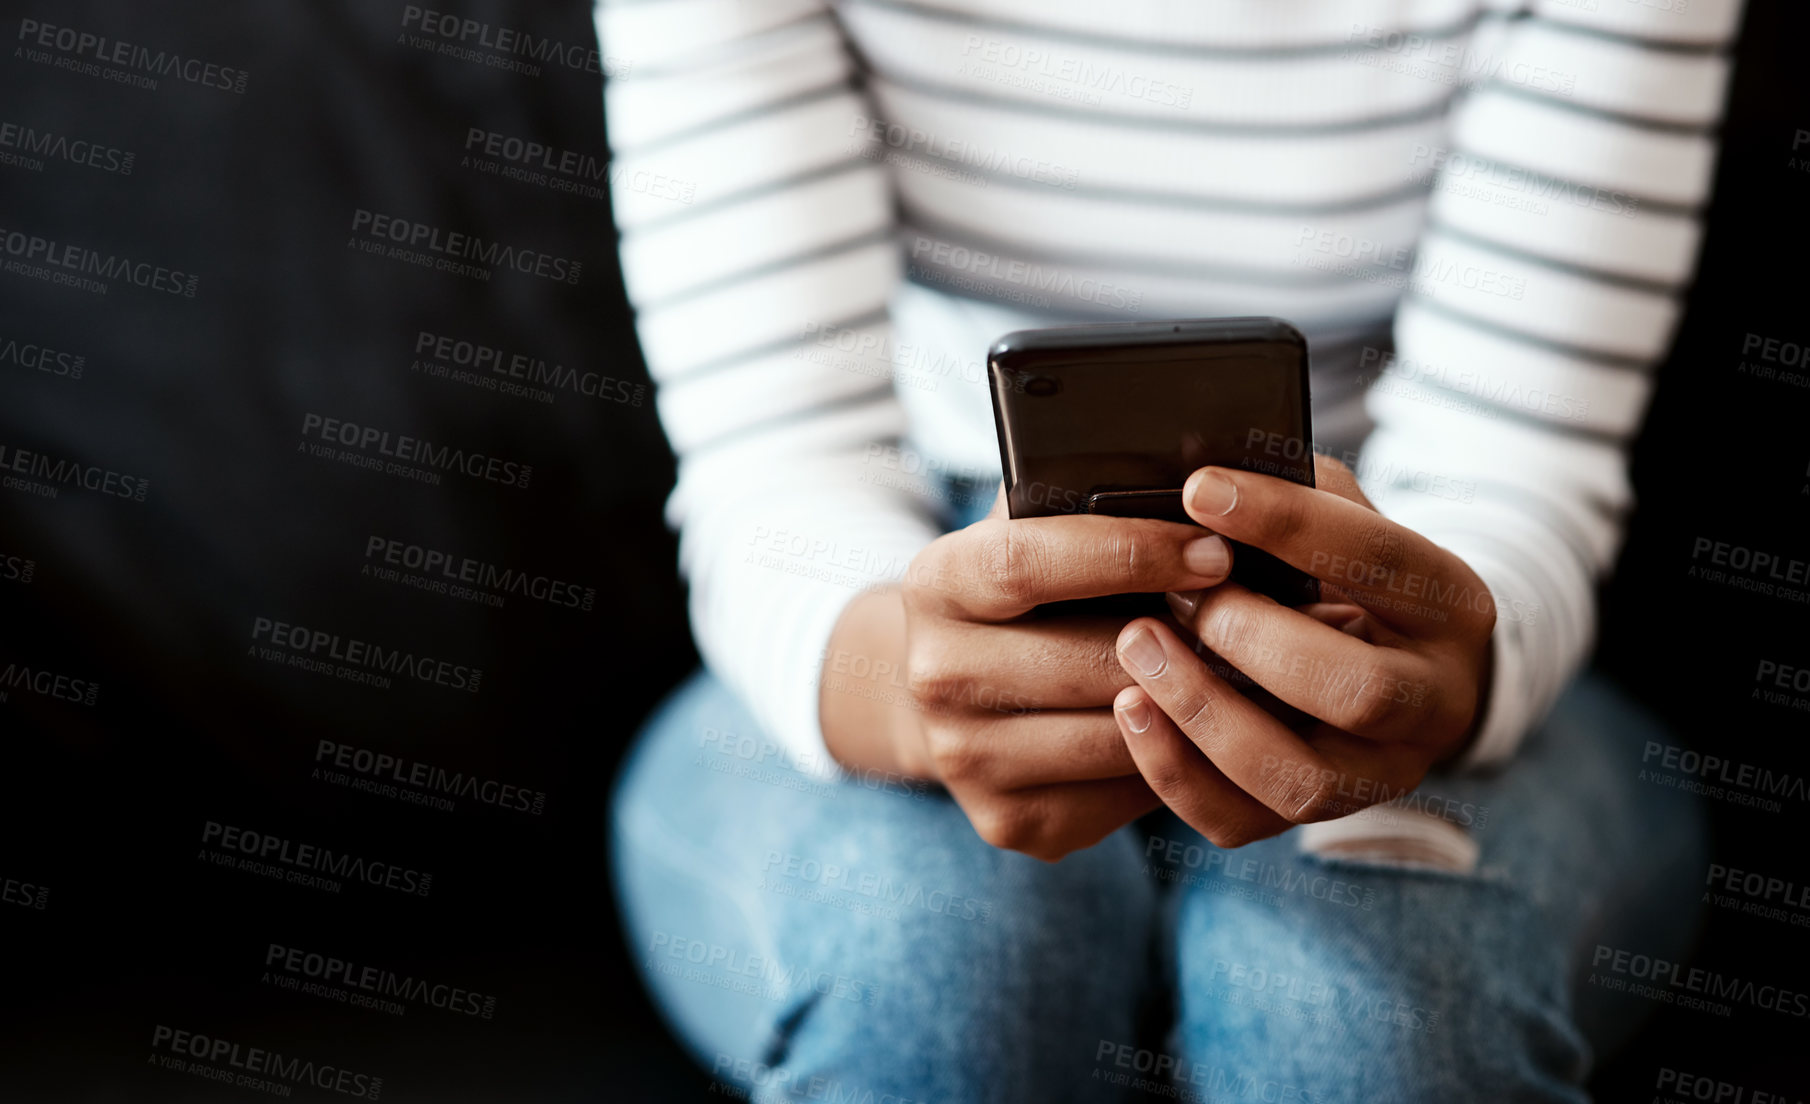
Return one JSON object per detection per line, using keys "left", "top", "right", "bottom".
{"left": 597, "top": 0, "right": 1743, "bottom": 778}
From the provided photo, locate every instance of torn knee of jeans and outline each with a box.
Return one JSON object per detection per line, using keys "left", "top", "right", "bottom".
{"left": 1294, "top": 804, "right": 1480, "bottom": 875}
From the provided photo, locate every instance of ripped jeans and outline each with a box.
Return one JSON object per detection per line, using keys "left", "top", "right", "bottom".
{"left": 610, "top": 494, "right": 1708, "bottom": 1103}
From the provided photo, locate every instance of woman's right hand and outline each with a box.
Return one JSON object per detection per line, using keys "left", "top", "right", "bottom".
{"left": 820, "top": 490, "right": 1236, "bottom": 861}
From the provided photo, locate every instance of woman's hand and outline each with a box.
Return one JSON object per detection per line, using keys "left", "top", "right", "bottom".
{"left": 1111, "top": 456, "right": 1496, "bottom": 848}
{"left": 820, "top": 490, "right": 1236, "bottom": 862}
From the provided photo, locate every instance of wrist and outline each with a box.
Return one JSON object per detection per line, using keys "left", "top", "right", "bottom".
{"left": 818, "top": 587, "right": 929, "bottom": 779}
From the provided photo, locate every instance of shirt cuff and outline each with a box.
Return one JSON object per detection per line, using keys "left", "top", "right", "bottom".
{"left": 1450, "top": 608, "right": 1530, "bottom": 771}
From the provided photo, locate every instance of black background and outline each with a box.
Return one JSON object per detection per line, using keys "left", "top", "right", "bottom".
{"left": 0, "top": 2, "right": 1805, "bottom": 1101}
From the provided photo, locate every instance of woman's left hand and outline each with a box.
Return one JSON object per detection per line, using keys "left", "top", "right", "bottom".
{"left": 1111, "top": 455, "right": 1496, "bottom": 847}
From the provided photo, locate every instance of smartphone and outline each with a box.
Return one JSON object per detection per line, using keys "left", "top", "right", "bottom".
{"left": 988, "top": 317, "right": 1319, "bottom": 609}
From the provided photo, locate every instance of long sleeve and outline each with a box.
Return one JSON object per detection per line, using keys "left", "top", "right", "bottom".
{"left": 1360, "top": 0, "right": 1745, "bottom": 766}
{"left": 597, "top": 0, "right": 937, "bottom": 778}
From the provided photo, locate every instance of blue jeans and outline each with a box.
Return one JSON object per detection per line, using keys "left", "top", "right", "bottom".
{"left": 612, "top": 671, "right": 1707, "bottom": 1103}
{"left": 611, "top": 488, "right": 1707, "bottom": 1102}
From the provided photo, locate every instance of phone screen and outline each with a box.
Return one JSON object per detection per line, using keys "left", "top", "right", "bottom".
{"left": 989, "top": 319, "right": 1317, "bottom": 606}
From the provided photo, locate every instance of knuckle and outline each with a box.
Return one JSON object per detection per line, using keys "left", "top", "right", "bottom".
{"left": 1271, "top": 770, "right": 1339, "bottom": 824}
{"left": 971, "top": 804, "right": 1034, "bottom": 854}
{"left": 1355, "top": 519, "right": 1409, "bottom": 582}
{"left": 1198, "top": 596, "right": 1264, "bottom": 659}
{"left": 899, "top": 547, "right": 939, "bottom": 607}
{"left": 910, "top": 661, "right": 966, "bottom": 718}
{"left": 1170, "top": 688, "right": 1218, "bottom": 739}
{"left": 1107, "top": 523, "right": 1151, "bottom": 591}
{"left": 923, "top": 725, "right": 982, "bottom": 782}
{"left": 1338, "top": 661, "right": 1407, "bottom": 734}
{"left": 1258, "top": 485, "right": 1315, "bottom": 548}
{"left": 1206, "top": 820, "right": 1265, "bottom": 850}
{"left": 976, "top": 522, "right": 1036, "bottom": 609}
{"left": 1140, "top": 757, "right": 1193, "bottom": 801}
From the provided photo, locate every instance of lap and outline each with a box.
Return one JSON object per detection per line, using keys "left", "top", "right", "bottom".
{"left": 611, "top": 669, "right": 1161, "bottom": 1102}
{"left": 1160, "top": 674, "right": 1708, "bottom": 1102}
{"left": 612, "top": 670, "right": 1706, "bottom": 1102}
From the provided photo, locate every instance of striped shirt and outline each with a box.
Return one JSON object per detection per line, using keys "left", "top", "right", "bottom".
{"left": 597, "top": 0, "right": 1744, "bottom": 779}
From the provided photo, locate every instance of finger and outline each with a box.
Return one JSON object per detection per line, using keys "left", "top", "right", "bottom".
{"left": 933, "top": 616, "right": 1138, "bottom": 709}
{"left": 1312, "top": 453, "right": 1374, "bottom": 509}
{"left": 1115, "top": 617, "right": 1361, "bottom": 824}
{"left": 1114, "top": 686, "right": 1290, "bottom": 848}
{"left": 917, "top": 514, "right": 1234, "bottom": 622}
{"left": 957, "top": 774, "right": 1161, "bottom": 863}
{"left": 1166, "top": 583, "right": 1436, "bottom": 740}
{"left": 1251, "top": 722, "right": 1434, "bottom": 823}
{"left": 930, "top": 709, "right": 1140, "bottom": 790}
{"left": 1179, "top": 466, "right": 1483, "bottom": 635}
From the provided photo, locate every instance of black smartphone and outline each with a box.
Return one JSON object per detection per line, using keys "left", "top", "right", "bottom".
{"left": 988, "top": 317, "right": 1319, "bottom": 609}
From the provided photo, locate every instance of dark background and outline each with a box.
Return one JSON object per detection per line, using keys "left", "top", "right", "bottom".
{"left": 0, "top": 2, "right": 1804, "bottom": 1100}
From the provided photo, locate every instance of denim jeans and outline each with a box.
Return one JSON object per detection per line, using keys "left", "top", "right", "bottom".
{"left": 611, "top": 490, "right": 1707, "bottom": 1102}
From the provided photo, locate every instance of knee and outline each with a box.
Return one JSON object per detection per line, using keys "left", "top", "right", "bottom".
{"left": 779, "top": 813, "right": 1158, "bottom": 1004}
{"left": 757, "top": 822, "right": 1159, "bottom": 1102}
{"left": 1174, "top": 859, "right": 1589, "bottom": 1104}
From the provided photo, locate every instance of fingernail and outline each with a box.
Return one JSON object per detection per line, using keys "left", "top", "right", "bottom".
{"left": 1191, "top": 470, "right": 1238, "bottom": 517}
{"left": 1119, "top": 627, "right": 1168, "bottom": 678}
{"left": 1182, "top": 535, "right": 1229, "bottom": 579}
{"left": 1165, "top": 589, "right": 1202, "bottom": 620}
{"left": 1118, "top": 697, "right": 1151, "bottom": 734}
